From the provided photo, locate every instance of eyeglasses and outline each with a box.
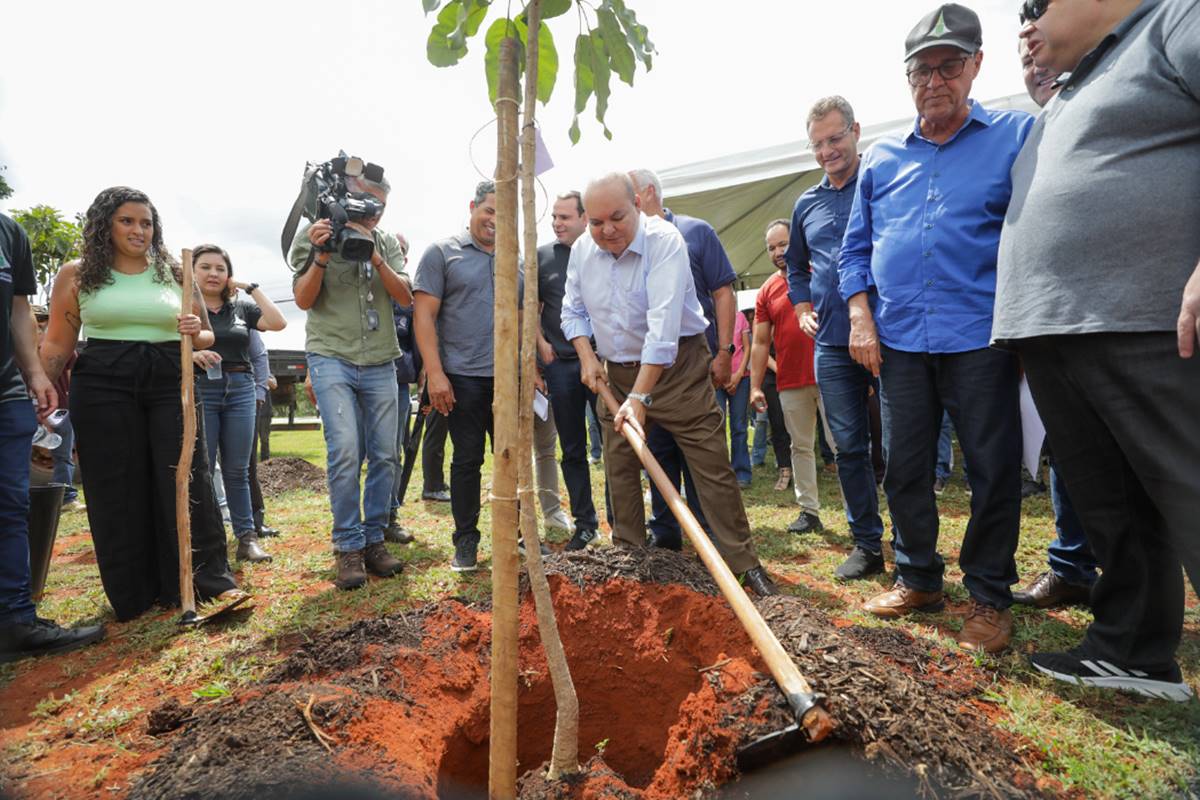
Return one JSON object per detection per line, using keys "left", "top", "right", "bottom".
{"left": 1019, "top": 0, "right": 1048, "bottom": 24}
{"left": 361, "top": 261, "right": 379, "bottom": 331}
{"left": 906, "top": 56, "right": 971, "bottom": 86}
{"left": 807, "top": 125, "right": 853, "bottom": 153}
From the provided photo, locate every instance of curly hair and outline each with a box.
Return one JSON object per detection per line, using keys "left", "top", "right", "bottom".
{"left": 76, "top": 186, "right": 179, "bottom": 295}
{"left": 192, "top": 243, "right": 235, "bottom": 302}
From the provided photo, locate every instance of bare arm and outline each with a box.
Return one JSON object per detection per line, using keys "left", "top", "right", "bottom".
{"left": 14, "top": 295, "right": 55, "bottom": 419}
{"left": 1178, "top": 260, "right": 1200, "bottom": 358}
{"left": 239, "top": 284, "right": 287, "bottom": 332}
{"left": 414, "top": 291, "right": 454, "bottom": 414}
{"left": 376, "top": 258, "right": 413, "bottom": 306}
{"left": 292, "top": 220, "right": 334, "bottom": 310}
{"left": 40, "top": 262, "right": 82, "bottom": 383}
{"left": 709, "top": 284, "right": 735, "bottom": 387}
{"left": 748, "top": 320, "right": 773, "bottom": 412}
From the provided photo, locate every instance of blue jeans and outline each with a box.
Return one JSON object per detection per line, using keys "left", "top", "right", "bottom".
{"left": 879, "top": 346, "right": 1022, "bottom": 608}
{"left": 0, "top": 399, "right": 37, "bottom": 626}
{"left": 814, "top": 345, "right": 884, "bottom": 552}
{"left": 715, "top": 376, "right": 751, "bottom": 483}
{"left": 50, "top": 417, "right": 78, "bottom": 503}
{"left": 199, "top": 372, "right": 258, "bottom": 538}
{"left": 307, "top": 354, "right": 400, "bottom": 552}
{"left": 1047, "top": 460, "right": 1099, "bottom": 585}
{"left": 935, "top": 412, "right": 970, "bottom": 483}
{"left": 585, "top": 402, "right": 603, "bottom": 461}
{"left": 543, "top": 358, "right": 599, "bottom": 529}
{"left": 647, "top": 425, "right": 715, "bottom": 548}
{"left": 750, "top": 408, "right": 769, "bottom": 466}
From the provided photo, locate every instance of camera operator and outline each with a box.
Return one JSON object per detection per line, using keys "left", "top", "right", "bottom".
{"left": 289, "top": 168, "right": 411, "bottom": 591}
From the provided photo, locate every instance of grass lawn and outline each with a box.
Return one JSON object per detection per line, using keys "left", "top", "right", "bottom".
{"left": 1, "top": 427, "right": 1197, "bottom": 799}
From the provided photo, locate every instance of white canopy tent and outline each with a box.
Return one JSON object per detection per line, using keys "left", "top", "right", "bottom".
{"left": 658, "top": 92, "right": 1038, "bottom": 290}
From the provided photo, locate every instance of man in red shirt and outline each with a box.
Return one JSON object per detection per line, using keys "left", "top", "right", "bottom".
{"left": 750, "top": 219, "right": 829, "bottom": 534}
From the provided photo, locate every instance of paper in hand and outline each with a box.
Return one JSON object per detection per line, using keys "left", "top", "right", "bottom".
{"left": 533, "top": 389, "right": 549, "bottom": 421}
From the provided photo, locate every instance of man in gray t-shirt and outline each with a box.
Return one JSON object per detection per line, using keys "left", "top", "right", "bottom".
{"left": 412, "top": 181, "right": 500, "bottom": 572}
{"left": 995, "top": 0, "right": 1200, "bottom": 702}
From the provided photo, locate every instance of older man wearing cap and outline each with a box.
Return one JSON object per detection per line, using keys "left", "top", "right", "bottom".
{"left": 994, "top": 0, "right": 1199, "bottom": 701}
{"left": 838, "top": 3, "right": 1033, "bottom": 653}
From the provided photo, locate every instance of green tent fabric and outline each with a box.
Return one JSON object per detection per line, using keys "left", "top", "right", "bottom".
{"left": 659, "top": 92, "right": 1037, "bottom": 292}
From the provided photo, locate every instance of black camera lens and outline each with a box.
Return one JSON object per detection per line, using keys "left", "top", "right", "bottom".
{"left": 363, "top": 162, "right": 385, "bottom": 182}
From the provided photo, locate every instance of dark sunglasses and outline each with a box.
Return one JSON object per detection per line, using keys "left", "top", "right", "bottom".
{"left": 1019, "top": 0, "right": 1048, "bottom": 24}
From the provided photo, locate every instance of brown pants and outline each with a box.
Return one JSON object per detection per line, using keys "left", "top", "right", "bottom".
{"left": 601, "top": 335, "right": 759, "bottom": 574}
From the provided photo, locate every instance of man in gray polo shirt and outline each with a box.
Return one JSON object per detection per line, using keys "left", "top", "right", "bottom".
{"left": 413, "top": 181, "right": 502, "bottom": 572}
{"left": 995, "top": 0, "right": 1199, "bottom": 701}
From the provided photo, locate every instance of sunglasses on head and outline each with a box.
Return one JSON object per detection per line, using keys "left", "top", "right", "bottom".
{"left": 1019, "top": 0, "right": 1048, "bottom": 24}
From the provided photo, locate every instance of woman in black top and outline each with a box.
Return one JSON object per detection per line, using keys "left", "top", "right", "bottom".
{"left": 191, "top": 244, "right": 286, "bottom": 563}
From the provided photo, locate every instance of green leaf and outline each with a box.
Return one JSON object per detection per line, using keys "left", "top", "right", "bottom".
{"left": 588, "top": 29, "right": 612, "bottom": 138}
{"left": 568, "top": 114, "right": 581, "bottom": 145}
{"left": 484, "top": 17, "right": 523, "bottom": 105}
{"left": 596, "top": 6, "right": 635, "bottom": 85}
{"left": 427, "top": 1, "right": 469, "bottom": 66}
{"left": 540, "top": 0, "right": 572, "bottom": 20}
{"left": 609, "top": 0, "right": 655, "bottom": 70}
{"left": 572, "top": 33, "right": 594, "bottom": 115}
{"left": 422, "top": 0, "right": 442, "bottom": 13}
{"left": 534, "top": 19, "right": 558, "bottom": 103}
{"left": 463, "top": 0, "right": 489, "bottom": 37}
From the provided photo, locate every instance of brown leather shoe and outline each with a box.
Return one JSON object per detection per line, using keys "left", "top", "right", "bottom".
{"left": 956, "top": 601, "right": 1013, "bottom": 654}
{"left": 863, "top": 582, "right": 945, "bottom": 618}
{"left": 364, "top": 542, "right": 404, "bottom": 578}
{"left": 773, "top": 467, "right": 793, "bottom": 492}
{"left": 1013, "top": 571, "right": 1091, "bottom": 608}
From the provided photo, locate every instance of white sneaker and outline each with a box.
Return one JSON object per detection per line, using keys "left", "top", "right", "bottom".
{"left": 543, "top": 508, "right": 574, "bottom": 532}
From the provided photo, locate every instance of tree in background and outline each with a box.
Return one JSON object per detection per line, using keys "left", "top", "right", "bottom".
{"left": 10, "top": 205, "right": 82, "bottom": 302}
{"left": 0, "top": 166, "right": 12, "bottom": 201}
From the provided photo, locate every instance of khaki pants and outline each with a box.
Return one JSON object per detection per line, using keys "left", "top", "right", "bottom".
{"left": 778, "top": 385, "right": 834, "bottom": 514}
{"left": 600, "top": 335, "right": 759, "bottom": 574}
{"left": 533, "top": 411, "right": 562, "bottom": 517}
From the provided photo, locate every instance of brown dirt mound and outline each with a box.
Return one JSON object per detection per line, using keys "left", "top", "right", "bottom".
{"left": 257, "top": 457, "right": 328, "bottom": 496}
{"left": 131, "top": 549, "right": 1045, "bottom": 800}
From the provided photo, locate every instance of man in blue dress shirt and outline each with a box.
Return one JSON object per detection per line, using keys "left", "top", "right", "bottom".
{"left": 838, "top": 3, "right": 1032, "bottom": 654}
{"left": 786, "top": 95, "right": 886, "bottom": 582}
{"left": 561, "top": 173, "right": 777, "bottom": 596}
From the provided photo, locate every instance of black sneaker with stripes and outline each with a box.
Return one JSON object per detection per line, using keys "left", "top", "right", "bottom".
{"left": 1029, "top": 647, "right": 1194, "bottom": 702}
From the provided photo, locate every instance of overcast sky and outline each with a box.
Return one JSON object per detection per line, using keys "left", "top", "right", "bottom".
{"left": 0, "top": 0, "right": 1028, "bottom": 350}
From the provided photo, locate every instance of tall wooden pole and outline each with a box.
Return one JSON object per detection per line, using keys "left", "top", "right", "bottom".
{"left": 489, "top": 34, "right": 522, "bottom": 800}
{"left": 176, "top": 249, "right": 196, "bottom": 620}
{"left": 515, "top": 0, "right": 580, "bottom": 779}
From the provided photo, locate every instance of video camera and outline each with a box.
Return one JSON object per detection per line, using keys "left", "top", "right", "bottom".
{"left": 282, "top": 151, "right": 386, "bottom": 264}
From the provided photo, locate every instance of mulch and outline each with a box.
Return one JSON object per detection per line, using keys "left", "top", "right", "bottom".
{"left": 256, "top": 457, "right": 328, "bottom": 496}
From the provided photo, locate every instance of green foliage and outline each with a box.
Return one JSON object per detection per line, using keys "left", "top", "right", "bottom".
{"left": 0, "top": 166, "right": 12, "bottom": 201}
{"left": 421, "top": 0, "right": 655, "bottom": 143}
{"left": 10, "top": 205, "right": 82, "bottom": 295}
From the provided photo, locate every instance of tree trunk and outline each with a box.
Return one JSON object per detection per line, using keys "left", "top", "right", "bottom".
{"left": 515, "top": 0, "right": 580, "bottom": 781}
{"left": 489, "top": 34, "right": 522, "bottom": 800}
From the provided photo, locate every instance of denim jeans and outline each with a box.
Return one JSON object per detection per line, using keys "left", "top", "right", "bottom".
{"left": 750, "top": 408, "right": 769, "bottom": 466}
{"left": 543, "top": 358, "right": 599, "bottom": 529}
{"left": 446, "top": 374, "right": 493, "bottom": 548}
{"left": 1046, "top": 460, "right": 1099, "bottom": 585}
{"left": 647, "top": 425, "right": 715, "bottom": 548}
{"left": 50, "top": 417, "right": 78, "bottom": 503}
{"left": 307, "top": 354, "right": 400, "bottom": 552}
{"left": 814, "top": 345, "right": 884, "bottom": 552}
{"left": 199, "top": 372, "right": 258, "bottom": 538}
{"left": 878, "top": 346, "right": 1022, "bottom": 608}
{"left": 714, "top": 376, "right": 751, "bottom": 483}
{"left": 585, "top": 402, "right": 603, "bottom": 461}
{"left": 0, "top": 399, "right": 37, "bottom": 626}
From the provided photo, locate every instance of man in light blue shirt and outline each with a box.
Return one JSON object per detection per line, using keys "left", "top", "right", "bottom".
{"left": 561, "top": 173, "right": 776, "bottom": 595}
{"left": 836, "top": 3, "right": 1031, "bottom": 654}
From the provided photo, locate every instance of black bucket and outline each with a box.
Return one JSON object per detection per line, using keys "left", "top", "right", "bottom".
{"left": 28, "top": 483, "right": 67, "bottom": 602}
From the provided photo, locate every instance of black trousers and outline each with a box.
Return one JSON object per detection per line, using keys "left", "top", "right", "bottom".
{"left": 71, "top": 341, "right": 237, "bottom": 621}
{"left": 762, "top": 371, "right": 792, "bottom": 468}
{"left": 256, "top": 395, "right": 272, "bottom": 461}
{"left": 422, "top": 408, "right": 450, "bottom": 494}
{"left": 248, "top": 399, "right": 266, "bottom": 530}
{"left": 1019, "top": 333, "right": 1200, "bottom": 671}
{"left": 446, "top": 374, "right": 494, "bottom": 547}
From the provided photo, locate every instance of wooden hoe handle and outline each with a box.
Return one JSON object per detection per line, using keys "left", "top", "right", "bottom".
{"left": 176, "top": 250, "right": 196, "bottom": 617}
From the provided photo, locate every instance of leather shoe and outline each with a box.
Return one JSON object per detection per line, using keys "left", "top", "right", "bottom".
{"left": 257, "top": 525, "right": 281, "bottom": 538}
{"left": 1013, "top": 570, "right": 1091, "bottom": 608}
{"left": 956, "top": 601, "right": 1013, "bottom": 654}
{"left": 384, "top": 523, "right": 415, "bottom": 544}
{"left": 787, "top": 512, "right": 824, "bottom": 534}
{"left": 236, "top": 534, "right": 272, "bottom": 563}
{"left": 422, "top": 489, "right": 451, "bottom": 502}
{"left": 364, "top": 542, "right": 404, "bottom": 577}
{"left": 864, "top": 582, "right": 944, "bottom": 618}
{"left": 0, "top": 617, "right": 105, "bottom": 664}
{"left": 740, "top": 566, "right": 779, "bottom": 596}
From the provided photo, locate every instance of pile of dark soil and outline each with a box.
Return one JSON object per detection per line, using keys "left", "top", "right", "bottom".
{"left": 257, "top": 457, "right": 327, "bottom": 496}
{"left": 131, "top": 548, "right": 1046, "bottom": 800}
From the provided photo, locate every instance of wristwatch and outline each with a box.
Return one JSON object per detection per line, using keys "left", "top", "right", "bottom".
{"left": 724, "top": 343, "right": 735, "bottom": 355}
{"left": 627, "top": 391, "right": 653, "bottom": 408}
{"left": 245, "top": 282, "right": 260, "bottom": 294}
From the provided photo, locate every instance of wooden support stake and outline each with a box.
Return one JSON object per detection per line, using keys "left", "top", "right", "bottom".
{"left": 176, "top": 249, "right": 196, "bottom": 619}
{"left": 489, "top": 35, "right": 522, "bottom": 800}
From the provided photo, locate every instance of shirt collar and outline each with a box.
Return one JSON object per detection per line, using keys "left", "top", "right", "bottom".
{"left": 817, "top": 165, "right": 861, "bottom": 191}
{"left": 906, "top": 99, "right": 989, "bottom": 144}
{"left": 662, "top": 207, "right": 676, "bottom": 225}
{"left": 624, "top": 213, "right": 650, "bottom": 258}
{"left": 454, "top": 228, "right": 493, "bottom": 254}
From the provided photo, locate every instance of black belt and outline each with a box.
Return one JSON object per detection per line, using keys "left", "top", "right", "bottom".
{"left": 221, "top": 363, "right": 252, "bottom": 373}
{"left": 608, "top": 333, "right": 704, "bottom": 369}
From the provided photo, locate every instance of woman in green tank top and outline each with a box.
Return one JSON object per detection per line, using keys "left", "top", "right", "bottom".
{"left": 39, "top": 187, "right": 243, "bottom": 621}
